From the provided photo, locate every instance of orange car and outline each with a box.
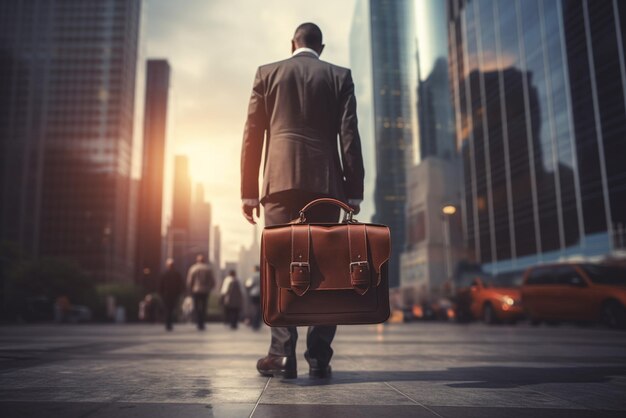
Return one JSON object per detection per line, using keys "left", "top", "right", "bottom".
{"left": 456, "top": 274, "right": 525, "bottom": 324}
{"left": 521, "top": 263, "right": 626, "bottom": 328}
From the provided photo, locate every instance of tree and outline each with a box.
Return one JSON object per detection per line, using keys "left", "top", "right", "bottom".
{"left": 4, "top": 256, "right": 96, "bottom": 321}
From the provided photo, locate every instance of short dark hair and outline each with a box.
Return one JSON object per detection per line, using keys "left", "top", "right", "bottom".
{"left": 293, "top": 23, "right": 323, "bottom": 48}
{"left": 229, "top": 269, "right": 236, "bottom": 276}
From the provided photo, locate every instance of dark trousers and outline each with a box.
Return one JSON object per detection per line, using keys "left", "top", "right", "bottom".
{"left": 224, "top": 307, "right": 240, "bottom": 329}
{"left": 193, "top": 293, "right": 209, "bottom": 330}
{"left": 250, "top": 296, "right": 261, "bottom": 330}
{"left": 164, "top": 305, "right": 176, "bottom": 330}
{"left": 263, "top": 191, "right": 340, "bottom": 367}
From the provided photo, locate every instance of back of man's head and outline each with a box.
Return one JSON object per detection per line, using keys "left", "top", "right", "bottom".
{"left": 196, "top": 254, "right": 204, "bottom": 263}
{"left": 293, "top": 22, "right": 323, "bottom": 50}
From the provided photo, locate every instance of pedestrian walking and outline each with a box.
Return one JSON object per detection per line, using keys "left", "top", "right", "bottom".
{"left": 220, "top": 270, "right": 243, "bottom": 330}
{"left": 245, "top": 265, "right": 262, "bottom": 330}
{"left": 158, "top": 258, "right": 185, "bottom": 331}
{"left": 240, "top": 22, "right": 364, "bottom": 379}
{"left": 186, "top": 254, "right": 215, "bottom": 331}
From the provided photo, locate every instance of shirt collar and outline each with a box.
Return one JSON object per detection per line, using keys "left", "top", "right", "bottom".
{"left": 292, "top": 47, "right": 319, "bottom": 58}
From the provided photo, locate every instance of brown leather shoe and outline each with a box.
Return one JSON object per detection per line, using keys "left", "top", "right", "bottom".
{"left": 256, "top": 355, "right": 297, "bottom": 379}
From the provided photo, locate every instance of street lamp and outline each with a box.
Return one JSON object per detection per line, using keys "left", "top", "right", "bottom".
{"left": 442, "top": 205, "right": 457, "bottom": 215}
{"left": 441, "top": 205, "right": 457, "bottom": 281}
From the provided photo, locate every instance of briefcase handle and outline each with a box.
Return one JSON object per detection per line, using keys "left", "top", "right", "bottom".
{"left": 299, "top": 198, "right": 355, "bottom": 223}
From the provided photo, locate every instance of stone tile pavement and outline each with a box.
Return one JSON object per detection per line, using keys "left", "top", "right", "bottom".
{"left": 0, "top": 322, "right": 625, "bottom": 417}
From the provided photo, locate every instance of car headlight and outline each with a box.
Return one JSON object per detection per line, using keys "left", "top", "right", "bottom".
{"left": 502, "top": 296, "right": 514, "bottom": 306}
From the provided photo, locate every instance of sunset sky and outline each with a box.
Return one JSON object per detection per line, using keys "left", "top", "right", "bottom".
{"left": 144, "top": 0, "right": 357, "bottom": 264}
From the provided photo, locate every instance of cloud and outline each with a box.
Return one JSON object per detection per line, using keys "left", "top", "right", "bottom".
{"left": 144, "top": 0, "right": 357, "bottom": 263}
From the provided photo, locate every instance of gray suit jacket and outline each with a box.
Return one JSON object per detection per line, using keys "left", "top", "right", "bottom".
{"left": 241, "top": 52, "right": 365, "bottom": 203}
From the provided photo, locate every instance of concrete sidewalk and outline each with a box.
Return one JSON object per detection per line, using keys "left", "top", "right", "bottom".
{"left": 1, "top": 322, "right": 625, "bottom": 417}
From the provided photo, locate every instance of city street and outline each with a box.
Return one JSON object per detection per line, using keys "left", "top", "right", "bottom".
{"left": 0, "top": 322, "right": 625, "bottom": 417}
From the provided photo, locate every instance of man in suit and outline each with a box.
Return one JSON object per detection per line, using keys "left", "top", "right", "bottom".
{"left": 240, "top": 23, "right": 364, "bottom": 379}
{"left": 158, "top": 258, "right": 185, "bottom": 331}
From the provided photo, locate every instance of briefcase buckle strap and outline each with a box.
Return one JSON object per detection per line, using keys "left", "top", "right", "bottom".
{"left": 290, "top": 262, "right": 310, "bottom": 271}
{"left": 289, "top": 262, "right": 310, "bottom": 296}
{"left": 350, "top": 261, "right": 370, "bottom": 296}
{"left": 348, "top": 224, "right": 371, "bottom": 295}
{"left": 349, "top": 261, "right": 369, "bottom": 269}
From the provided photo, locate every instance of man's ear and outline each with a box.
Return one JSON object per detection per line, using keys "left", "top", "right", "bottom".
{"left": 318, "top": 44, "right": 325, "bottom": 56}
{"left": 291, "top": 40, "right": 296, "bottom": 53}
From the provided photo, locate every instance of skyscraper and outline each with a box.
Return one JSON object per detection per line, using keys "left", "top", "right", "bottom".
{"left": 237, "top": 225, "right": 259, "bottom": 282}
{"left": 349, "top": 0, "right": 376, "bottom": 222}
{"left": 415, "top": 1, "right": 456, "bottom": 161}
{"left": 365, "top": 0, "right": 416, "bottom": 288}
{"left": 0, "top": 0, "right": 142, "bottom": 282}
{"left": 171, "top": 155, "right": 191, "bottom": 230}
{"left": 136, "top": 59, "right": 170, "bottom": 284}
{"left": 167, "top": 155, "right": 192, "bottom": 272}
{"left": 448, "top": 0, "right": 626, "bottom": 272}
{"left": 399, "top": 0, "right": 461, "bottom": 301}
{"left": 213, "top": 225, "right": 221, "bottom": 282}
{"left": 190, "top": 183, "right": 211, "bottom": 262}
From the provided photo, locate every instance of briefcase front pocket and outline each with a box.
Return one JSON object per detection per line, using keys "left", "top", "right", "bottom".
{"left": 261, "top": 220, "right": 391, "bottom": 327}
{"left": 279, "top": 288, "right": 379, "bottom": 315}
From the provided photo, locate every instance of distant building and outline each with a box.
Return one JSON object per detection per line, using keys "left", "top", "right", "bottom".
{"left": 400, "top": 158, "right": 463, "bottom": 305}
{"left": 189, "top": 184, "right": 211, "bottom": 263}
{"left": 237, "top": 226, "right": 260, "bottom": 282}
{"left": 166, "top": 226, "right": 188, "bottom": 277}
{"left": 171, "top": 155, "right": 191, "bottom": 230}
{"left": 349, "top": 0, "right": 376, "bottom": 222}
{"left": 0, "top": 0, "right": 142, "bottom": 282}
{"left": 354, "top": 0, "right": 416, "bottom": 288}
{"left": 415, "top": 0, "right": 456, "bottom": 162}
{"left": 136, "top": 59, "right": 170, "bottom": 287}
{"left": 212, "top": 225, "right": 222, "bottom": 281}
{"left": 167, "top": 156, "right": 192, "bottom": 272}
{"left": 448, "top": 0, "right": 626, "bottom": 272}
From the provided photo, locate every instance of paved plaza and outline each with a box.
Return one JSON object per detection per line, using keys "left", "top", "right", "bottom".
{"left": 0, "top": 321, "right": 625, "bottom": 417}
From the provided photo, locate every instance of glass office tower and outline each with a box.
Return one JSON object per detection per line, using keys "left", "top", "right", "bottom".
{"left": 349, "top": 0, "right": 376, "bottom": 223}
{"left": 415, "top": 0, "right": 456, "bottom": 161}
{"left": 369, "top": 0, "right": 416, "bottom": 288}
{"left": 448, "top": 0, "right": 626, "bottom": 272}
{"left": 0, "top": 0, "right": 142, "bottom": 282}
{"left": 136, "top": 59, "right": 170, "bottom": 285}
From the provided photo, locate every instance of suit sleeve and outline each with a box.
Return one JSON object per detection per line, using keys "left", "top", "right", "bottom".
{"left": 241, "top": 67, "right": 267, "bottom": 200}
{"left": 338, "top": 70, "right": 365, "bottom": 200}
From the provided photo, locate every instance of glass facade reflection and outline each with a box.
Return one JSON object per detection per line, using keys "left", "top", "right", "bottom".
{"left": 0, "top": 0, "right": 142, "bottom": 282}
{"left": 349, "top": 0, "right": 376, "bottom": 223}
{"left": 415, "top": 0, "right": 456, "bottom": 161}
{"left": 369, "top": 0, "right": 416, "bottom": 288}
{"left": 448, "top": 0, "right": 626, "bottom": 272}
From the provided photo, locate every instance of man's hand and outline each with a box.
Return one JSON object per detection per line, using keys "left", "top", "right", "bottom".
{"left": 348, "top": 199, "right": 361, "bottom": 215}
{"left": 242, "top": 203, "right": 260, "bottom": 225}
{"left": 348, "top": 203, "right": 360, "bottom": 215}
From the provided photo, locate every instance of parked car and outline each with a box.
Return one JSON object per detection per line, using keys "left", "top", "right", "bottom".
{"left": 521, "top": 263, "right": 626, "bottom": 328}
{"left": 453, "top": 272, "right": 492, "bottom": 322}
{"left": 455, "top": 273, "right": 524, "bottom": 324}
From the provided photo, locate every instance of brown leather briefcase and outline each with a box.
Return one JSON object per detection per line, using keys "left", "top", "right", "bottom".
{"left": 261, "top": 198, "right": 391, "bottom": 327}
